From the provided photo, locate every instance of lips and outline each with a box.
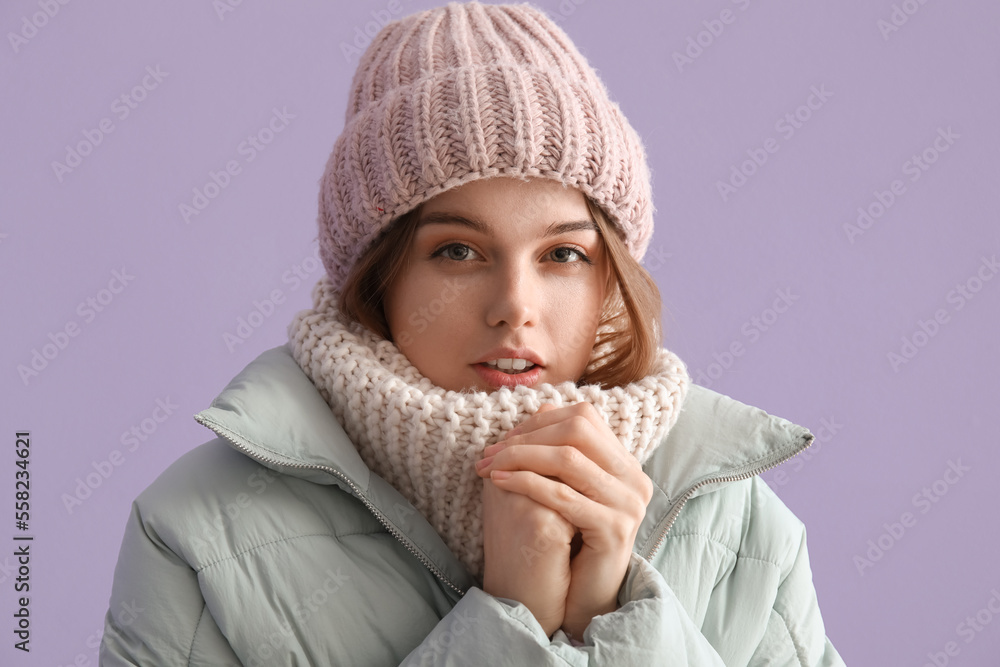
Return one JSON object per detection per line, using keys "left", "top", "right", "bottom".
{"left": 473, "top": 362, "right": 543, "bottom": 389}
{"left": 474, "top": 347, "right": 545, "bottom": 368}
{"left": 483, "top": 358, "right": 537, "bottom": 372}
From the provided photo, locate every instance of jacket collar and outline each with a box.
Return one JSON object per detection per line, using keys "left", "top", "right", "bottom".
{"left": 194, "top": 344, "right": 813, "bottom": 596}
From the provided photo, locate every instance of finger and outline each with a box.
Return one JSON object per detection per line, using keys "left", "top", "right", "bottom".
{"left": 504, "top": 403, "right": 618, "bottom": 455}
{"left": 504, "top": 402, "right": 561, "bottom": 438}
{"left": 483, "top": 403, "right": 561, "bottom": 457}
{"left": 495, "top": 415, "right": 638, "bottom": 482}
{"left": 478, "top": 444, "right": 635, "bottom": 510}
{"left": 490, "top": 470, "right": 620, "bottom": 537}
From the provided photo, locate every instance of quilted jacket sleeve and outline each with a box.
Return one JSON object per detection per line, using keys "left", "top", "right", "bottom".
{"left": 99, "top": 501, "right": 240, "bottom": 666}
{"left": 399, "top": 551, "right": 729, "bottom": 666}
{"left": 747, "top": 519, "right": 845, "bottom": 666}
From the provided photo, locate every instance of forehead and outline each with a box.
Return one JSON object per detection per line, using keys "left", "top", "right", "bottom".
{"left": 416, "top": 211, "right": 599, "bottom": 239}
{"left": 412, "top": 177, "right": 603, "bottom": 247}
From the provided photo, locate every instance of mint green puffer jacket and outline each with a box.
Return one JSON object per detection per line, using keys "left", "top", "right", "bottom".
{"left": 99, "top": 344, "right": 845, "bottom": 666}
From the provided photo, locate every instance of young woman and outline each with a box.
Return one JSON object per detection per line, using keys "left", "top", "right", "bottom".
{"left": 101, "top": 2, "right": 845, "bottom": 664}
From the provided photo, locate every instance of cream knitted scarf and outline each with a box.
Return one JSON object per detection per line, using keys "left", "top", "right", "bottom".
{"left": 287, "top": 275, "right": 690, "bottom": 581}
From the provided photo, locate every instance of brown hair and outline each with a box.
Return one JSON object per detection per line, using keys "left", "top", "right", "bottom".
{"left": 337, "top": 198, "right": 664, "bottom": 389}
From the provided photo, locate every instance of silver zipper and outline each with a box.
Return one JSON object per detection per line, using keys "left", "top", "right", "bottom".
{"left": 643, "top": 435, "right": 814, "bottom": 561}
{"left": 194, "top": 414, "right": 466, "bottom": 597}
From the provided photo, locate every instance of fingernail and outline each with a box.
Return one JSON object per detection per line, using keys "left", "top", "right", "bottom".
{"left": 476, "top": 455, "right": 495, "bottom": 470}
{"left": 482, "top": 443, "right": 503, "bottom": 457}
{"left": 491, "top": 470, "right": 512, "bottom": 480}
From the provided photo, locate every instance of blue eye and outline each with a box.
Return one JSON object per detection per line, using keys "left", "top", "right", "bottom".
{"left": 431, "top": 244, "right": 592, "bottom": 265}
{"left": 551, "top": 247, "right": 591, "bottom": 264}
{"left": 435, "top": 244, "right": 476, "bottom": 261}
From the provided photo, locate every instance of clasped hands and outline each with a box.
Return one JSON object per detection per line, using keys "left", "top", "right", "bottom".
{"left": 475, "top": 402, "right": 655, "bottom": 641}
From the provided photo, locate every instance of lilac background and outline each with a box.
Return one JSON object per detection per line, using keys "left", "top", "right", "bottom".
{"left": 2, "top": 0, "right": 998, "bottom": 664}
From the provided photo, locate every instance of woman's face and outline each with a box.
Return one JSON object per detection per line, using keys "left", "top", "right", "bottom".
{"left": 383, "top": 176, "right": 611, "bottom": 393}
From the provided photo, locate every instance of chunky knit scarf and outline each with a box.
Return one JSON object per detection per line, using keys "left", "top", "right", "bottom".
{"left": 287, "top": 275, "right": 690, "bottom": 581}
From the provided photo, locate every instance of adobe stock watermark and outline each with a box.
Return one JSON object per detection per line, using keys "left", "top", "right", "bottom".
{"left": 0, "top": 556, "right": 17, "bottom": 587}
{"left": 57, "top": 625, "right": 105, "bottom": 667}
{"left": 185, "top": 466, "right": 280, "bottom": 556}
{"left": 844, "top": 126, "right": 959, "bottom": 244}
{"left": 7, "top": 0, "right": 72, "bottom": 55}
{"left": 671, "top": 0, "right": 753, "bottom": 74}
{"left": 886, "top": 254, "right": 997, "bottom": 372}
{"left": 17, "top": 268, "right": 136, "bottom": 386}
{"left": 408, "top": 609, "right": 479, "bottom": 661}
{"left": 246, "top": 567, "right": 351, "bottom": 667}
{"left": 692, "top": 287, "right": 799, "bottom": 388}
{"left": 51, "top": 65, "right": 169, "bottom": 183}
{"left": 517, "top": 514, "right": 571, "bottom": 568}
{"left": 641, "top": 245, "right": 673, "bottom": 273}
{"left": 550, "top": 0, "right": 592, "bottom": 23}
{"left": 393, "top": 278, "right": 470, "bottom": 349}
{"left": 61, "top": 397, "right": 180, "bottom": 514}
{"left": 716, "top": 84, "right": 833, "bottom": 203}
{"left": 340, "top": 0, "right": 415, "bottom": 63}
{"left": 179, "top": 106, "right": 296, "bottom": 224}
{"left": 877, "top": 0, "right": 934, "bottom": 42}
{"left": 222, "top": 241, "right": 323, "bottom": 352}
{"left": 213, "top": 0, "right": 247, "bottom": 21}
{"left": 55, "top": 600, "right": 144, "bottom": 666}
{"left": 853, "top": 458, "right": 970, "bottom": 576}
{"left": 56, "top": 599, "right": 144, "bottom": 665}
{"left": 761, "top": 416, "right": 843, "bottom": 489}
{"left": 920, "top": 587, "right": 1000, "bottom": 667}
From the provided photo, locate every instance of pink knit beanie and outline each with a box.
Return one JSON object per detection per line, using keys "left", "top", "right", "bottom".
{"left": 318, "top": 0, "right": 656, "bottom": 294}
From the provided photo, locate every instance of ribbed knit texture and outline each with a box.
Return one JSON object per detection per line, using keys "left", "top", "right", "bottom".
{"left": 287, "top": 275, "right": 690, "bottom": 580}
{"left": 318, "top": 0, "right": 657, "bottom": 294}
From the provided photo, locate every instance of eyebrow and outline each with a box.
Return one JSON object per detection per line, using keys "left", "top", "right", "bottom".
{"left": 416, "top": 212, "right": 598, "bottom": 237}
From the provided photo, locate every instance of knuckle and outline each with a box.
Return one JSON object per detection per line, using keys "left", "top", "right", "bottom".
{"left": 609, "top": 451, "right": 630, "bottom": 476}
{"left": 631, "top": 496, "right": 649, "bottom": 520}
{"left": 549, "top": 519, "right": 574, "bottom": 543}
{"left": 639, "top": 475, "right": 655, "bottom": 503}
{"left": 531, "top": 505, "right": 567, "bottom": 535}
{"left": 568, "top": 415, "right": 591, "bottom": 438}
{"left": 606, "top": 516, "right": 631, "bottom": 543}
{"left": 555, "top": 482, "right": 576, "bottom": 505}
{"left": 560, "top": 445, "right": 583, "bottom": 469}
{"left": 538, "top": 506, "right": 565, "bottom": 528}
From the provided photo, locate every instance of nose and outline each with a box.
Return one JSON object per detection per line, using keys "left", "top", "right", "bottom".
{"left": 485, "top": 261, "right": 538, "bottom": 330}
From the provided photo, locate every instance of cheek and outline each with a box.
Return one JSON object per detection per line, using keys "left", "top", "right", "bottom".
{"left": 384, "top": 280, "right": 421, "bottom": 335}
{"left": 547, "top": 305, "right": 595, "bottom": 352}
{"left": 566, "top": 288, "right": 606, "bottom": 351}
{"left": 383, "top": 288, "right": 403, "bottom": 333}
{"left": 569, "top": 278, "right": 606, "bottom": 322}
{"left": 390, "top": 275, "right": 471, "bottom": 335}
